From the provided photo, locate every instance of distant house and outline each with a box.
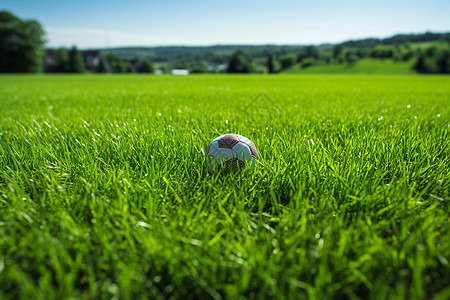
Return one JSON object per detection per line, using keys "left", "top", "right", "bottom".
{"left": 207, "top": 63, "right": 228, "bottom": 73}
{"left": 43, "top": 49, "right": 112, "bottom": 73}
{"left": 171, "top": 69, "right": 189, "bottom": 75}
{"left": 130, "top": 58, "right": 140, "bottom": 72}
{"left": 130, "top": 58, "right": 153, "bottom": 73}
{"left": 43, "top": 49, "right": 57, "bottom": 73}
{"left": 82, "top": 50, "right": 111, "bottom": 73}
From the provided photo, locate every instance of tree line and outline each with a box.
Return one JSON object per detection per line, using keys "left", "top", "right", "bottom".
{"left": 0, "top": 11, "right": 45, "bottom": 72}
{"left": 0, "top": 11, "right": 155, "bottom": 74}
{"left": 226, "top": 43, "right": 450, "bottom": 74}
{"left": 413, "top": 45, "right": 450, "bottom": 73}
{"left": 46, "top": 47, "right": 86, "bottom": 73}
{"left": 1, "top": 10, "right": 449, "bottom": 74}
{"left": 43, "top": 42, "right": 450, "bottom": 75}
{"left": 44, "top": 49, "right": 155, "bottom": 74}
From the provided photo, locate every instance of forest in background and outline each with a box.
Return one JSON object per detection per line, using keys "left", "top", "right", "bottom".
{"left": 100, "top": 32, "right": 450, "bottom": 74}
{"left": 1, "top": 10, "right": 450, "bottom": 74}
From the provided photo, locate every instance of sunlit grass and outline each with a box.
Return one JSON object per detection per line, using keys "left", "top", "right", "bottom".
{"left": 1, "top": 75, "right": 449, "bottom": 299}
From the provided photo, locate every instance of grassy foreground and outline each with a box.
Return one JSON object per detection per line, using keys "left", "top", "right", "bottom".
{"left": 0, "top": 75, "right": 449, "bottom": 299}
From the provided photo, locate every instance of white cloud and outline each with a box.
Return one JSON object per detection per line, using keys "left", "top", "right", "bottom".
{"left": 45, "top": 27, "right": 192, "bottom": 48}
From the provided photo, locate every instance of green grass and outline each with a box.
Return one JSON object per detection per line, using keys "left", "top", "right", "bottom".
{"left": 1, "top": 74, "right": 449, "bottom": 299}
{"left": 283, "top": 59, "right": 415, "bottom": 75}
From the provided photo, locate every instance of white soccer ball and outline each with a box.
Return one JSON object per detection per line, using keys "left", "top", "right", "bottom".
{"left": 206, "top": 133, "right": 259, "bottom": 173}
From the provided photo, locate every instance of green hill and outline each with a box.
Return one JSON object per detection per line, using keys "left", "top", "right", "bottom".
{"left": 79, "top": 32, "right": 450, "bottom": 75}
{"left": 283, "top": 58, "right": 416, "bottom": 75}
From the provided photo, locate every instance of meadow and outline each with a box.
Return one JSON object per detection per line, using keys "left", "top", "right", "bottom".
{"left": 0, "top": 74, "right": 449, "bottom": 299}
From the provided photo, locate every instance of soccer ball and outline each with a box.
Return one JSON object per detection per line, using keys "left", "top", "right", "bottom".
{"left": 206, "top": 133, "right": 259, "bottom": 173}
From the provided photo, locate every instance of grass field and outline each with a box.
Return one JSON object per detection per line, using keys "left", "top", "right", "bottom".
{"left": 1, "top": 74, "right": 449, "bottom": 299}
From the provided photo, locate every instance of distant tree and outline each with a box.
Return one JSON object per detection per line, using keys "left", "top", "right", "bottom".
{"left": 190, "top": 67, "right": 206, "bottom": 73}
{"left": 301, "top": 57, "right": 315, "bottom": 68}
{"left": 68, "top": 46, "right": 85, "bottom": 73}
{"left": 137, "top": 59, "right": 154, "bottom": 73}
{"left": 392, "top": 44, "right": 413, "bottom": 62}
{"left": 413, "top": 48, "right": 437, "bottom": 73}
{"left": 306, "top": 46, "right": 319, "bottom": 59}
{"left": 126, "top": 62, "right": 136, "bottom": 73}
{"left": 441, "top": 33, "right": 450, "bottom": 44}
{"left": 190, "top": 61, "right": 208, "bottom": 73}
{"left": 370, "top": 46, "right": 395, "bottom": 59}
{"left": 424, "top": 59, "right": 439, "bottom": 73}
{"left": 97, "top": 56, "right": 111, "bottom": 73}
{"left": 436, "top": 48, "right": 450, "bottom": 73}
{"left": 413, "top": 51, "right": 426, "bottom": 73}
{"left": 425, "top": 46, "right": 437, "bottom": 57}
{"left": 266, "top": 54, "right": 281, "bottom": 73}
{"left": 0, "top": 11, "right": 46, "bottom": 72}
{"left": 356, "top": 48, "right": 368, "bottom": 58}
{"left": 298, "top": 46, "right": 319, "bottom": 62}
{"left": 111, "top": 61, "right": 126, "bottom": 73}
{"left": 227, "top": 50, "right": 253, "bottom": 73}
{"left": 333, "top": 45, "right": 343, "bottom": 59}
{"left": 27, "top": 20, "right": 46, "bottom": 70}
{"left": 279, "top": 53, "right": 296, "bottom": 69}
{"left": 55, "top": 48, "right": 69, "bottom": 72}
{"left": 172, "top": 62, "right": 189, "bottom": 69}
{"left": 415, "top": 45, "right": 450, "bottom": 74}
{"left": 401, "top": 50, "right": 414, "bottom": 61}
{"left": 159, "top": 65, "right": 169, "bottom": 74}
{"left": 345, "top": 51, "right": 358, "bottom": 64}
{"left": 103, "top": 53, "right": 128, "bottom": 73}
{"left": 267, "top": 54, "right": 275, "bottom": 73}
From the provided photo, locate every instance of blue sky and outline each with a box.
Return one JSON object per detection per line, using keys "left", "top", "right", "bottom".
{"left": 1, "top": 0, "right": 449, "bottom": 48}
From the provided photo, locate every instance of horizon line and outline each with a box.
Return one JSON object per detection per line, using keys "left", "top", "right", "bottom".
{"left": 44, "top": 30, "right": 450, "bottom": 51}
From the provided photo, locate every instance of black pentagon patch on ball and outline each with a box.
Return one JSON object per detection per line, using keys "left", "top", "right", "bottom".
{"left": 248, "top": 143, "right": 259, "bottom": 159}
{"left": 218, "top": 134, "right": 239, "bottom": 149}
{"left": 223, "top": 157, "right": 245, "bottom": 171}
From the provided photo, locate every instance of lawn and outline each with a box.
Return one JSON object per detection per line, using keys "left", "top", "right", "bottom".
{"left": 0, "top": 74, "right": 449, "bottom": 299}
